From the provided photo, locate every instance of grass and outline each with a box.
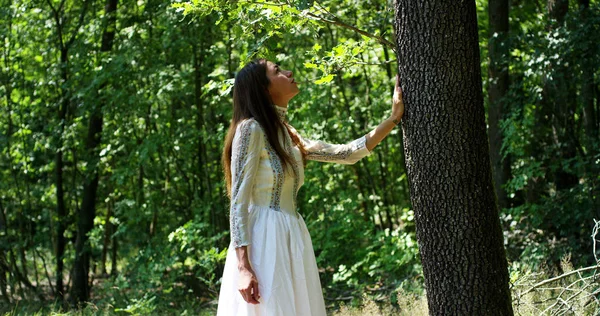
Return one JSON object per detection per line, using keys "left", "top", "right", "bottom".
{"left": 5, "top": 256, "right": 600, "bottom": 316}
{"left": 332, "top": 291, "right": 428, "bottom": 316}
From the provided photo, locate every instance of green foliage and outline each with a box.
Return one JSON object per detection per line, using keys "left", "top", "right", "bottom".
{"left": 498, "top": 1, "right": 600, "bottom": 270}
{"left": 114, "top": 294, "right": 157, "bottom": 315}
{"left": 172, "top": 0, "right": 392, "bottom": 84}
{"left": 1, "top": 0, "right": 599, "bottom": 313}
{"left": 168, "top": 220, "right": 228, "bottom": 288}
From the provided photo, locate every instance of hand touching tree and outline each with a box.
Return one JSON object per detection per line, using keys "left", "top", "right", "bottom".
{"left": 391, "top": 74, "right": 404, "bottom": 125}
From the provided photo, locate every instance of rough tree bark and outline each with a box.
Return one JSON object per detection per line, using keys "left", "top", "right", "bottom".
{"left": 393, "top": 0, "right": 513, "bottom": 314}
{"left": 71, "top": 0, "right": 118, "bottom": 303}
{"left": 488, "top": 0, "right": 511, "bottom": 209}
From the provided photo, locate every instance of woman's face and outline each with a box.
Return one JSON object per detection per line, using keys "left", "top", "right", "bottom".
{"left": 265, "top": 61, "right": 299, "bottom": 105}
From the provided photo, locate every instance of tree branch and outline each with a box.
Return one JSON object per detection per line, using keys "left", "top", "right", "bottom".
{"left": 46, "top": 0, "right": 66, "bottom": 50}
{"left": 303, "top": 11, "right": 396, "bottom": 52}
{"left": 520, "top": 265, "right": 600, "bottom": 296}
{"left": 65, "top": 0, "right": 91, "bottom": 49}
{"left": 238, "top": 0, "right": 396, "bottom": 52}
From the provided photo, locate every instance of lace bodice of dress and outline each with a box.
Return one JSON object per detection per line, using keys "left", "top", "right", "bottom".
{"left": 229, "top": 105, "right": 372, "bottom": 248}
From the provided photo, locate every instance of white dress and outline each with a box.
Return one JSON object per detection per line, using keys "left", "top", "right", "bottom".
{"left": 216, "top": 105, "right": 372, "bottom": 316}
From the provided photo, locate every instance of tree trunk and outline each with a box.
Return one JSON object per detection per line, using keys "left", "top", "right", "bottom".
{"left": 548, "top": 0, "right": 579, "bottom": 191}
{"left": 70, "top": 0, "right": 117, "bottom": 303}
{"left": 100, "top": 194, "right": 112, "bottom": 276}
{"left": 0, "top": 251, "right": 8, "bottom": 303}
{"left": 18, "top": 238, "right": 28, "bottom": 286}
{"left": 111, "top": 228, "right": 118, "bottom": 277}
{"left": 393, "top": 0, "right": 513, "bottom": 314}
{"left": 488, "top": 0, "right": 511, "bottom": 209}
{"left": 547, "top": 0, "right": 569, "bottom": 21}
{"left": 55, "top": 47, "right": 68, "bottom": 300}
{"left": 4, "top": 250, "right": 44, "bottom": 301}
{"left": 193, "top": 41, "right": 213, "bottom": 235}
{"left": 48, "top": 0, "right": 92, "bottom": 300}
{"left": 0, "top": 199, "right": 9, "bottom": 303}
{"left": 581, "top": 61, "right": 597, "bottom": 147}
{"left": 579, "top": 0, "right": 596, "bottom": 147}
{"left": 0, "top": 3, "right": 13, "bottom": 302}
{"left": 525, "top": 0, "right": 572, "bottom": 203}
{"left": 577, "top": 0, "right": 599, "bottom": 219}
{"left": 70, "top": 101, "right": 102, "bottom": 303}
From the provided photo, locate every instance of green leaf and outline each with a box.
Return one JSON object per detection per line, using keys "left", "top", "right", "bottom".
{"left": 333, "top": 45, "right": 345, "bottom": 57}
{"left": 304, "top": 62, "right": 317, "bottom": 69}
{"left": 315, "top": 74, "right": 335, "bottom": 85}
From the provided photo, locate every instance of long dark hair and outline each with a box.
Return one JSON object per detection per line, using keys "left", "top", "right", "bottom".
{"left": 222, "top": 59, "right": 306, "bottom": 197}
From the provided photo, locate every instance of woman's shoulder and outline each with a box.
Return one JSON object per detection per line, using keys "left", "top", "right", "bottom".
{"left": 283, "top": 122, "right": 303, "bottom": 140}
{"left": 235, "top": 118, "right": 265, "bottom": 138}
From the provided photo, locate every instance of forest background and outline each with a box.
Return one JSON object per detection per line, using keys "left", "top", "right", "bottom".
{"left": 0, "top": 0, "right": 599, "bottom": 314}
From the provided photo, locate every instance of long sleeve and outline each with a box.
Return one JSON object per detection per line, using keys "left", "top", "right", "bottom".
{"left": 288, "top": 125, "right": 372, "bottom": 165}
{"left": 230, "top": 119, "right": 264, "bottom": 248}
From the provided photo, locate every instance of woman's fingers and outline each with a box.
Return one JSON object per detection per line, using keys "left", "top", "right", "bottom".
{"left": 391, "top": 74, "right": 405, "bottom": 120}
{"left": 240, "top": 288, "right": 255, "bottom": 304}
{"left": 394, "top": 74, "right": 403, "bottom": 98}
{"left": 237, "top": 267, "right": 260, "bottom": 304}
{"left": 253, "top": 280, "right": 261, "bottom": 301}
{"left": 239, "top": 289, "right": 248, "bottom": 303}
{"left": 246, "top": 281, "right": 259, "bottom": 304}
{"left": 239, "top": 282, "right": 260, "bottom": 304}
{"left": 247, "top": 294, "right": 259, "bottom": 304}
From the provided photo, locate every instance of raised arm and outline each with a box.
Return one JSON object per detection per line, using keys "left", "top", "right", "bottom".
{"left": 287, "top": 75, "right": 404, "bottom": 163}
{"left": 304, "top": 133, "right": 371, "bottom": 164}
{"left": 283, "top": 122, "right": 369, "bottom": 164}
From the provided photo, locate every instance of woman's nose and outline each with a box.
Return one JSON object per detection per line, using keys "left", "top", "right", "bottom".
{"left": 285, "top": 70, "right": 293, "bottom": 77}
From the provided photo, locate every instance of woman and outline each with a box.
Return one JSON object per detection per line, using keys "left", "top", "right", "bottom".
{"left": 218, "top": 58, "right": 404, "bottom": 315}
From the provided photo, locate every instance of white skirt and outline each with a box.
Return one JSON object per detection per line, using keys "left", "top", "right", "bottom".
{"left": 216, "top": 206, "right": 327, "bottom": 316}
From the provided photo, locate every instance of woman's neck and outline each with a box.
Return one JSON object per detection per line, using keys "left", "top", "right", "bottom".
{"left": 271, "top": 95, "right": 289, "bottom": 108}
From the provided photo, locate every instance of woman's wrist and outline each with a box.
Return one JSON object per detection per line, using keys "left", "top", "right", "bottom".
{"left": 238, "top": 261, "right": 252, "bottom": 271}
{"left": 237, "top": 255, "right": 253, "bottom": 271}
{"left": 389, "top": 114, "right": 402, "bottom": 125}
{"left": 235, "top": 246, "right": 252, "bottom": 271}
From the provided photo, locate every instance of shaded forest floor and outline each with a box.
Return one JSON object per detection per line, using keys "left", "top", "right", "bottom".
{"left": 2, "top": 293, "right": 429, "bottom": 316}
{"left": 3, "top": 259, "right": 600, "bottom": 316}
